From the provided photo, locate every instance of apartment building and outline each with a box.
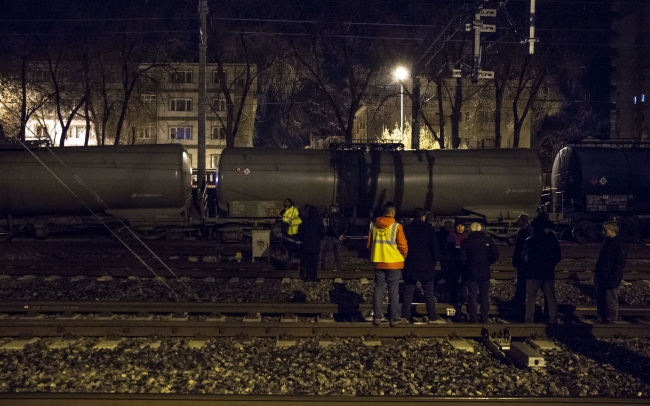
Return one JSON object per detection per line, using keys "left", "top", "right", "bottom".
{"left": 133, "top": 63, "right": 256, "bottom": 169}
{"left": 25, "top": 62, "right": 257, "bottom": 170}
{"left": 611, "top": 1, "right": 650, "bottom": 140}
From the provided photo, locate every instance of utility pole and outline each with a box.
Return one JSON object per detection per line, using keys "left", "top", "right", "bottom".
{"left": 467, "top": 3, "right": 495, "bottom": 83}
{"left": 411, "top": 76, "right": 420, "bottom": 150}
{"left": 197, "top": 0, "right": 208, "bottom": 199}
{"left": 525, "top": 0, "right": 539, "bottom": 54}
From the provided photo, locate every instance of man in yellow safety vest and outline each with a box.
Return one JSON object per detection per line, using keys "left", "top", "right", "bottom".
{"left": 367, "top": 203, "right": 408, "bottom": 327}
{"left": 281, "top": 199, "right": 302, "bottom": 269}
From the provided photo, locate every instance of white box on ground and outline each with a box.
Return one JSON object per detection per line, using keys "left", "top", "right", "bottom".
{"left": 252, "top": 229, "right": 271, "bottom": 262}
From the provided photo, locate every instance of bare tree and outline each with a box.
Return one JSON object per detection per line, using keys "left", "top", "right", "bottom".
{"left": 511, "top": 53, "right": 556, "bottom": 147}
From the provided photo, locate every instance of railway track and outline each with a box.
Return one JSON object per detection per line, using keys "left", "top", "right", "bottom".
{"left": 1, "top": 300, "right": 650, "bottom": 338}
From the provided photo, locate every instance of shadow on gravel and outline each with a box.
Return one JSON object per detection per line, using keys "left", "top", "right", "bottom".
{"left": 329, "top": 282, "right": 363, "bottom": 305}
{"left": 549, "top": 326, "right": 650, "bottom": 386}
{"left": 289, "top": 290, "right": 307, "bottom": 303}
{"left": 573, "top": 281, "right": 597, "bottom": 300}
{"left": 329, "top": 282, "right": 364, "bottom": 321}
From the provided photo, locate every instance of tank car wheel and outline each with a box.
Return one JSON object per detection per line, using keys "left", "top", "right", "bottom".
{"left": 133, "top": 229, "right": 172, "bottom": 241}
{"left": 572, "top": 221, "right": 603, "bottom": 244}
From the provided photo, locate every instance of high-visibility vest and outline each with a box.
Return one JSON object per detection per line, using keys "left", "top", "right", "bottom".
{"left": 282, "top": 206, "right": 302, "bottom": 235}
{"left": 369, "top": 222, "right": 404, "bottom": 263}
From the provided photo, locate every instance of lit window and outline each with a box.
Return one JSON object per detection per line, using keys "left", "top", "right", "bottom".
{"left": 171, "top": 71, "right": 193, "bottom": 83}
{"left": 138, "top": 123, "right": 155, "bottom": 139}
{"left": 67, "top": 126, "right": 85, "bottom": 139}
{"left": 170, "top": 98, "right": 192, "bottom": 111}
{"left": 211, "top": 154, "right": 220, "bottom": 168}
{"left": 35, "top": 125, "right": 48, "bottom": 137}
{"left": 643, "top": 94, "right": 646, "bottom": 103}
{"left": 170, "top": 127, "right": 192, "bottom": 140}
{"left": 634, "top": 96, "right": 637, "bottom": 105}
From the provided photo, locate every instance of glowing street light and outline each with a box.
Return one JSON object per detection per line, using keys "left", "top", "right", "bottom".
{"left": 393, "top": 67, "right": 409, "bottom": 135}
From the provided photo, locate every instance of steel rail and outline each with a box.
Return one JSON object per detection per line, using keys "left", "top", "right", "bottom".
{"left": 1, "top": 319, "right": 650, "bottom": 339}
{"left": 3, "top": 301, "right": 650, "bottom": 317}
{"left": 1, "top": 393, "right": 648, "bottom": 406}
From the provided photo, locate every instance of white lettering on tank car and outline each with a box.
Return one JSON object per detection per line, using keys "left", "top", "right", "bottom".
{"left": 131, "top": 193, "right": 163, "bottom": 198}
{"left": 505, "top": 189, "right": 535, "bottom": 194}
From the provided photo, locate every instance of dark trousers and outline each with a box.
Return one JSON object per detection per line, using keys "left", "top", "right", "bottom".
{"left": 301, "top": 252, "right": 319, "bottom": 281}
{"left": 525, "top": 279, "right": 558, "bottom": 323}
{"left": 511, "top": 267, "right": 527, "bottom": 303}
{"left": 283, "top": 234, "right": 300, "bottom": 269}
{"left": 596, "top": 286, "right": 618, "bottom": 323}
{"left": 401, "top": 279, "right": 436, "bottom": 320}
{"left": 438, "top": 259, "right": 450, "bottom": 283}
{"left": 373, "top": 270, "right": 402, "bottom": 321}
{"left": 320, "top": 236, "right": 342, "bottom": 271}
{"left": 447, "top": 263, "right": 465, "bottom": 309}
{"left": 466, "top": 280, "right": 490, "bottom": 323}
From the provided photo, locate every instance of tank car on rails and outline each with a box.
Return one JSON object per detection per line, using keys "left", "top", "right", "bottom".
{"left": 548, "top": 146, "right": 650, "bottom": 243}
{"left": 216, "top": 146, "right": 543, "bottom": 242}
{"left": 0, "top": 142, "right": 203, "bottom": 239}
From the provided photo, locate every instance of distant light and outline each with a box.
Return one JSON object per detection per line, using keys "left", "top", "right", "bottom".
{"left": 643, "top": 94, "right": 646, "bottom": 103}
{"left": 393, "top": 67, "right": 409, "bottom": 81}
{"left": 634, "top": 96, "right": 637, "bottom": 105}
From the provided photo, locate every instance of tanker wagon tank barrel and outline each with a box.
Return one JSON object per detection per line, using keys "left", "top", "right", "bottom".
{"left": 551, "top": 146, "right": 650, "bottom": 243}
{"left": 217, "top": 148, "right": 543, "bottom": 240}
{"left": 0, "top": 144, "right": 197, "bottom": 238}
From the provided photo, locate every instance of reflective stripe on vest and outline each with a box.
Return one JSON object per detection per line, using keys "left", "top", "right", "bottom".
{"left": 282, "top": 206, "right": 302, "bottom": 235}
{"left": 370, "top": 222, "right": 404, "bottom": 263}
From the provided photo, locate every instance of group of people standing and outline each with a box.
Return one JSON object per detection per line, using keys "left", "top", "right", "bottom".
{"left": 509, "top": 213, "right": 629, "bottom": 324}
{"left": 280, "top": 199, "right": 346, "bottom": 282}
{"left": 282, "top": 198, "right": 629, "bottom": 325}
{"left": 367, "top": 203, "right": 500, "bottom": 326}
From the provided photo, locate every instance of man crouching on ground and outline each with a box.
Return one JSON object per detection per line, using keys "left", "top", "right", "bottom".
{"left": 368, "top": 203, "right": 408, "bottom": 327}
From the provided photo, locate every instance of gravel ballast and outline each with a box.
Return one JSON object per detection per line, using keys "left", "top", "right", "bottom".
{"left": 1, "top": 275, "right": 650, "bottom": 306}
{"left": 0, "top": 336, "right": 648, "bottom": 397}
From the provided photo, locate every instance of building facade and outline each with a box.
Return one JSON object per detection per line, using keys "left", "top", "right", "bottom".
{"left": 611, "top": 1, "right": 650, "bottom": 140}
{"left": 132, "top": 63, "right": 256, "bottom": 169}
{"left": 351, "top": 78, "right": 532, "bottom": 149}
{"left": 26, "top": 62, "right": 257, "bottom": 170}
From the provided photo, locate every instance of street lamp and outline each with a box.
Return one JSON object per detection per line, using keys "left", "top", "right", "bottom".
{"left": 393, "top": 67, "right": 409, "bottom": 135}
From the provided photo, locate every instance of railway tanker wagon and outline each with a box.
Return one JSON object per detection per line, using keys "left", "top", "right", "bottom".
{"left": 552, "top": 146, "right": 650, "bottom": 242}
{"left": 0, "top": 144, "right": 193, "bottom": 237}
{"left": 218, "top": 148, "right": 542, "bottom": 236}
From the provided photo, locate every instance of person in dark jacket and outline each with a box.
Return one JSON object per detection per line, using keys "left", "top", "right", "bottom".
{"left": 401, "top": 208, "right": 444, "bottom": 323}
{"left": 594, "top": 221, "right": 629, "bottom": 323}
{"left": 523, "top": 214, "right": 561, "bottom": 323}
{"left": 509, "top": 213, "right": 532, "bottom": 304}
{"left": 298, "top": 205, "right": 324, "bottom": 282}
{"left": 446, "top": 219, "right": 469, "bottom": 318}
{"left": 459, "top": 223, "right": 500, "bottom": 323}
{"left": 320, "top": 204, "right": 346, "bottom": 271}
{"left": 435, "top": 220, "right": 454, "bottom": 285}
